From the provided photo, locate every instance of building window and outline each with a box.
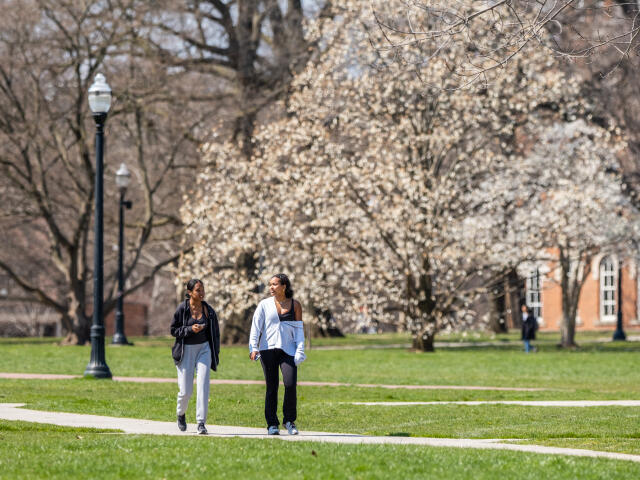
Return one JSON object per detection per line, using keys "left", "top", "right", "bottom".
{"left": 600, "top": 256, "right": 617, "bottom": 323}
{"left": 525, "top": 269, "right": 543, "bottom": 323}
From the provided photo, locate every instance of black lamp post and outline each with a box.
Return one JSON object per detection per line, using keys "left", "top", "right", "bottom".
{"left": 84, "top": 73, "right": 113, "bottom": 378}
{"left": 112, "top": 162, "right": 133, "bottom": 345}
{"left": 613, "top": 260, "right": 626, "bottom": 341}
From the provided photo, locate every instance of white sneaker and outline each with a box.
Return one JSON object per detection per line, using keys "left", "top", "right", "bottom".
{"left": 267, "top": 425, "right": 280, "bottom": 435}
{"left": 284, "top": 421, "right": 299, "bottom": 435}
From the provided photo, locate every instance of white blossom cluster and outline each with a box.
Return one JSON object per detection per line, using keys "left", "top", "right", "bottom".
{"left": 179, "top": 0, "right": 633, "bottom": 342}
{"left": 479, "top": 118, "right": 636, "bottom": 344}
{"left": 505, "top": 119, "right": 633, "bottom": 274}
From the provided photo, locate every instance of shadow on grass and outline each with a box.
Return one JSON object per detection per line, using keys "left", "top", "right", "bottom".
{"left": 0, "top": 338, "right": 64, "bottom": 346}
{"left": 0, "top": 419, "right": 118, "bottom": 433}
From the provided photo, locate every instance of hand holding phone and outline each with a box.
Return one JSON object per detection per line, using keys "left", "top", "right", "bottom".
{"left": 192, "top": 322, "right": 206, "bottom": 333}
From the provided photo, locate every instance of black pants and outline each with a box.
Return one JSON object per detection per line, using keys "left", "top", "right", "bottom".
{"left": 259, "top": 348, "right": 297, "bottom": 427}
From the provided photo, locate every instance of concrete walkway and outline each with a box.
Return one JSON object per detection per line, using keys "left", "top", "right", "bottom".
{"left": 353, "top": 400, "right": 640, "bottom": 407}
{"left": 0, "top": 372, "right": 546, "bottom": 391}
{"left": 1, "top": 403, "right": 639, "bottom": 464}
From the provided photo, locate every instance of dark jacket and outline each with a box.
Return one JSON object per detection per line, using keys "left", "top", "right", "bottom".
{"left": 171, "top": 299, "right": 220, "bottom": 370}
{"left": 521, "top": 314, "right": 538, "bottom": 341}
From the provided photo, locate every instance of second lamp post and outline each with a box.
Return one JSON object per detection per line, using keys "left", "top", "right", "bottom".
{"left": 613, "top": 260, "right": 626, "bottom": 341}
{"left": 113, "top": 162, "right": 133, "bottom": 345}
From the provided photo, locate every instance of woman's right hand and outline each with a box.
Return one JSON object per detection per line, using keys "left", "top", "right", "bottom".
{"left": 250, "top": 351, "right": 259, "bottom": 361}
{"left": 192, "top": 323, "right": 203, "bottom": 333}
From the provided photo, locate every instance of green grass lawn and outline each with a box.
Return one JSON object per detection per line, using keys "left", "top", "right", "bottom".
{"left": 1, "top": 336, "right": 640, "bottom": 478}
{"left": 2, "top": 421, "right": 639, "bottom": 480}
{"left": 2, "top": 336, "right": 640, "bottom": 389}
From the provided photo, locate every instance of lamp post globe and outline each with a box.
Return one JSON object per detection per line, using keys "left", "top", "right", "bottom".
{"left": 115, "top": 162, "right": 131, "bottom": 191}
{"left": 88, "top": 73, "right": 112, "bottom": 114}
{"left": 113, "top": 162, "right": 133, "bottom": 346}
{"left": 85, "top": 73, "right": 113, "bottom": 378}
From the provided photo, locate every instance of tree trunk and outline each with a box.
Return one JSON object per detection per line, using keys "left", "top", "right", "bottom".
{"left": 558, "top": 249, "right": 580, "bottom": 349}
{"left": 69, "top": 313, "right": 91, "bottom": 345}
{"left": 220, "top": 251, "right": 259, "bottom": 344}
{"left": 559, "top": 313, "right": 578, "bottom": 348}
{"left": 488, "top": 283, "right": 507, "bottom": 333}
{"left": 505, "top": 268, "right": 523, "bottom": 330}
{"left": 221, "top": 308, "right": 252, "bottom": 344}
{"left": 60, "top": 302, "right": 91, "bottom": 345}
{"left": 413, "top": 328, "right": 435, "bottom": 352}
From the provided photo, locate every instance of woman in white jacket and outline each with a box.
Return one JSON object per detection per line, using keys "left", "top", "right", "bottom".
{"left": 249, "top": 273, "right": 306, "bottom": 435}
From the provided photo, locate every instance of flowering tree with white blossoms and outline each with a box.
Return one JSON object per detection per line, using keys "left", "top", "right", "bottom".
{"left": 495, "top": 119, "right": 634, "bottom": 348}
{"left": 181, "top": 0, "right": 601, "bottom": 350}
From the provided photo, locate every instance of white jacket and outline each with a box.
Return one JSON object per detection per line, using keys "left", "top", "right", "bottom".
{"left": 249, "top": 297, "right": 306, "bottom": 366}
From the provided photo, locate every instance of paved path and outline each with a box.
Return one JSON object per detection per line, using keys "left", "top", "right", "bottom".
{"left": 353, "top": 400, "right": 640, "bottom": 407}
{"left": 1, "top": 403, "right": 639, "bottom": 463}
{"left": 0, "top": 372, "right": 546, "bottom": 391}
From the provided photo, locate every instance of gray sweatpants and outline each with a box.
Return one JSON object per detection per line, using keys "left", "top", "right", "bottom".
{"left": 176, "top": 342, "right": 211, "bottom": 424}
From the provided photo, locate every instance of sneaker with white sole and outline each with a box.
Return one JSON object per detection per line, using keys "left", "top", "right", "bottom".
{"left": 267, "top": 425, "right": 280, "bottom": 435}
{"left": 284, "top": 421, "right": 299, "bottom": 435}
{"left": 197, "top": 423, "right": 208, "bottom": 435}
{"left": 177, "top": 414, "right": 186, "bottom": 432}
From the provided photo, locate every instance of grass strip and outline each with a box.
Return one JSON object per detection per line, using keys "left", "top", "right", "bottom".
{"left": 1, "top": 421, "right": 639, "bottom": 479}
{"left": 2, "top": 341, "right": 640, "bottom": 393}
{"left": 511, "top": 438, "right": 640, "bottom": 456}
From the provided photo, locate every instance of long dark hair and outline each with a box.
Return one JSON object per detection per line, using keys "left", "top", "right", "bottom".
{"left": 185, "top": 278, "right": 203, "bottom": 299}
{"left": 272, "top": 273, "right": 293, "bottom": 299}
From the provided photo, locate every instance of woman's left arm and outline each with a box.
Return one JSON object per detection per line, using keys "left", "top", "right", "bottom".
{"left": 208, "top": 305, "right": 221, "bottom": 358}
{"left": 249, "top": 302, "right": 265, "bottom": 354}
{"left": 293, "top": 301, "right": 306, "bottom": 366}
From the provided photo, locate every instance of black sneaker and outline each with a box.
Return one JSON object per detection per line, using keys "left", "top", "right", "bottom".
{"left": 177, "top": 414, "right": 186, "bottom": 432}
{"left": 197, "top": 423, "right": 208, "bottom": 435}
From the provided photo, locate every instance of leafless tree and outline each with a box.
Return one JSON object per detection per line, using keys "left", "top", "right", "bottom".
{"left": 372, "top": 0, "right": 640, "bottom": 87}
{"left": 140, "top": 0, "right": 331, "bottom": 156}
{"left": 0, "top": 0, "right": 210, "bottom": 343}
{"left": 0, "top": 0, "right": 330, "bottom": 343}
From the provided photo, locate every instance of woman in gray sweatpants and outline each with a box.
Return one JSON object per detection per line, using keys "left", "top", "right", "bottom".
{"left": 171, "top": 278, "right": 221, "bottom": 434}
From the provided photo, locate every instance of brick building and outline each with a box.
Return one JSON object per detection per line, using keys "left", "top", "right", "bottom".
{"left": 103, "top": 302, "right": 149, "bottom": 337}
{"left": 522, "top": 254, "right": 640, "bottom": 332}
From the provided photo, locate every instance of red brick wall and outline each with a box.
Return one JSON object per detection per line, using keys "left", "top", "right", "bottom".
{"left": 104, "top": 302, "right": 148, "bottom": 337}
{"left": 538, "top": 262, "right": 639, "bottom": 332}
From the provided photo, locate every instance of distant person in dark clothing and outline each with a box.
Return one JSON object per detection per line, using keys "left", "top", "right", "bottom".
{"left": 521, "top": 304, "right": 538, "bottom": 353}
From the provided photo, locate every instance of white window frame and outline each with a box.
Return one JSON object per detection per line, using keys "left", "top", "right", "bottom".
{"left": 525, "top": 268, "right": 543, "bottom": 325}
{"left": 599, "top": 256, "right": 617, "bottom": 323}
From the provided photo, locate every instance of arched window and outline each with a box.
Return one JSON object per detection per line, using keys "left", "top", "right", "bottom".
{"left": 525, "top": 269, "right": 543, "bottom": 322}
{"left": 599, "top": 256, "right": 617, "bottom": 323}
